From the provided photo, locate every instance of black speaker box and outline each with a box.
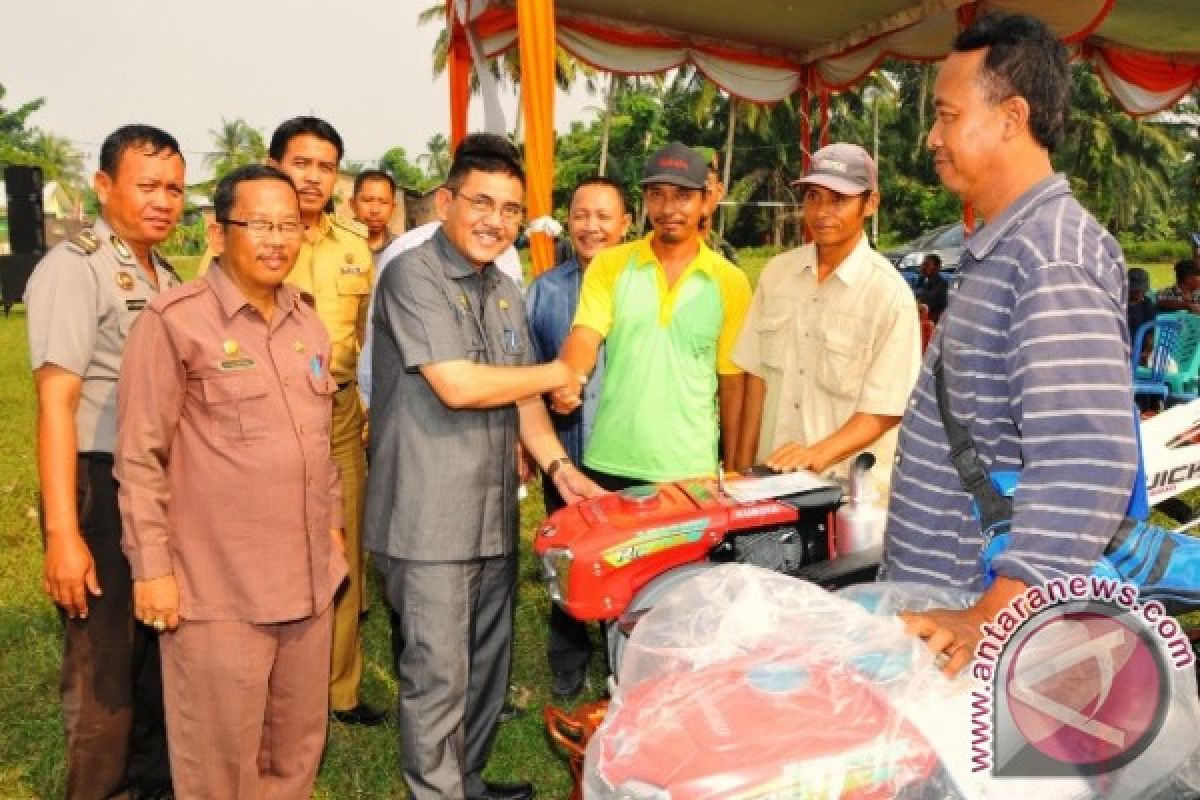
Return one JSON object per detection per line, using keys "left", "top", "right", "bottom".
{"left": 4, "top": 165, "right": 46, "bottom": 255}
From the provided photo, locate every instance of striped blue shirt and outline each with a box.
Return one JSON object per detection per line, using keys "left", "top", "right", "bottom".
{"left": 882, "top": 174, "right": 1137, "bottom": 590}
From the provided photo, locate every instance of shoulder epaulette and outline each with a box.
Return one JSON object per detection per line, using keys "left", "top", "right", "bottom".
{"left": 331, "top": 214, "right": 368, "bottom": 239}
{"left": 153, "top": 280, "right": 208, "bottom": 312}
{"left": 295, "top": 287, "right": 317, "bottom": 309}
{"left": 66, "top": 228, "right": 100, "bottom": 255}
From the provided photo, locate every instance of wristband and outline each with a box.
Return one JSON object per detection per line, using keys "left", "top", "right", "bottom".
{"left": 546, "top": 456, "right": 572, "bottom": 478}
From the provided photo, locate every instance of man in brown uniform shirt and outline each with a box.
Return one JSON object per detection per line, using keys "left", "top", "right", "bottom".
{"left": 197, "top": 117, "right": 380, "bottom": 724}
{"left": 115, "top": 165, "right": 347, "bottom": 799}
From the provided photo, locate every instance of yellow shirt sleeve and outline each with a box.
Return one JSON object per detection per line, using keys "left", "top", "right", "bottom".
{"left": 714, "top": 259, "right": 752, "bottom": 375}
{"left": 571, "top": 243, "right": 628, "bottom": 337}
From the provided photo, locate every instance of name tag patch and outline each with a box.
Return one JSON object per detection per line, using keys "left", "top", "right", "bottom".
{"left": 219, "top": 357, "right": 257, "bottom": 371}
{"left": 125, "top": 299, "right": 147, "bottom": 311}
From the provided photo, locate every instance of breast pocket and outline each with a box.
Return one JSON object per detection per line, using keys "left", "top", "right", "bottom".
{"left": 304, "top": 370, "right": 337, "bottom": 439}
{"left": 757, "top": 316, "right": 790, "bottom": 372}
{"left": 336, "top": 273, "right": 370, "bottom": 317}
{"left": 815, "top": 325, "right": 868, "bottom": 400}
{"left": 202, "top": 373, "right": 271, "bottom": 442}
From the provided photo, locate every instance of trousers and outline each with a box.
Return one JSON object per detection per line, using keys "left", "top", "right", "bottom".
{"left": 329, "top": 384, "right": 367, "bottom": 711}
{"left": 543, "top": 477, "right": 593, "bottom": 678}
{"left": 160, "top": 605, "right": 333, "bottom": 799}
{"left": 377, "top": 554, "right": 516, "bottom": 799}
{"left": 58, "top": 453, "right": 170, "bottom": 800}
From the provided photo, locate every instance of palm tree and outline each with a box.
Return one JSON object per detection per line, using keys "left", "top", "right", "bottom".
{"left": 1057, "top": 67, "right": 1180, "bottom": 235}
{"left": 418, "top": 134, "right": 452, "bottom": 184}
{"left": 206, "top": 118, "right": 265, "bottom": 181}
{"left": 419, "top": 2, "right": 598, "bottom": 138}
{"left": 31, "top": 132, "right": 84, "bottom": 188}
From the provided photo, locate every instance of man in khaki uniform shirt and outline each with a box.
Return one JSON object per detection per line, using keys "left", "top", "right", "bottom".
{"left": 198, "top": 117, "right": 379, "bottom": 723}
{"left": 116, "top": 165, "right": 347, "bottom": 798}
{"left": 25, "top": 125, "right": 184, "bottom": 800}
{"left": 734, "top": 143, "right": 920, "bottom": 500}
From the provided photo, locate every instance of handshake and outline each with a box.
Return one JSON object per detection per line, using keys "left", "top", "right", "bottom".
{"left": 547, "top": 359, "right": 587, "bottom": 415}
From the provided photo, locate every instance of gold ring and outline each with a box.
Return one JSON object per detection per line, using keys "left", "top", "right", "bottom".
{"left": 152, "top": 618, "right": 166, "bottom": 631}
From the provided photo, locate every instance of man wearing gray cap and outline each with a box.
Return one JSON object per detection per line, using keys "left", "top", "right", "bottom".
{"left": 732, "top": 142, "right": 920, "bottom": 502}
{"left": 555, "top": 142, "right": 752, "bottom": 488}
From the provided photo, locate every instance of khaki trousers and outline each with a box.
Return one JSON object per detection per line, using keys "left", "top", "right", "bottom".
{"left": 329, "top": 384, "right": 367, "bottom": 711}
{"left": 160, "top": 605, "right": 333, "bottom": 799}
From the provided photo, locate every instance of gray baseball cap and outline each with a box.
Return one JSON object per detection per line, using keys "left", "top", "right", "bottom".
{"left": 794, "top": 142, "right": 878, "bottom": 195}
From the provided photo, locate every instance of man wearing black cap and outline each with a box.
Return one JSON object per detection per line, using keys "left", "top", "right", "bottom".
{"left": 554, "top": 142, "right": 752, "bottom": 489}
{"left": 732, "top": 143, "right": 920, "bottom": 504}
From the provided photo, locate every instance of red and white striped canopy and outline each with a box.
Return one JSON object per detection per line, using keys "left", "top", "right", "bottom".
{"left": 454, "top": 0, "right": 1200, "bottom": 114}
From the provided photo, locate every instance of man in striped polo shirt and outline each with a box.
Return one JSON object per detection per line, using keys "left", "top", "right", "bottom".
{"left": 883, "top": 13, "right": 1137, "bottom": 676}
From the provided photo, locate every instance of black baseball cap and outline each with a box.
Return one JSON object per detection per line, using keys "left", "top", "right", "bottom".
{"left": 641, "top": 142, "right": 708, "bottom": 190}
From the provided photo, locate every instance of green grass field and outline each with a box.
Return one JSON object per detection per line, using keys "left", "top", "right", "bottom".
{"left": 0, "top": 252, "right": 1186, "bottom": 797}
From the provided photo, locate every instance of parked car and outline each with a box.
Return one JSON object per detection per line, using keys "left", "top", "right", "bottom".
{"left": 885, "top": 222, "right": 965, "bottom": 286}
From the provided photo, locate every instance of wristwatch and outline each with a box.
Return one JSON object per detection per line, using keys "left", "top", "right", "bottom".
{"left": 546, "top": 456, "right": 572, "bottom": 478}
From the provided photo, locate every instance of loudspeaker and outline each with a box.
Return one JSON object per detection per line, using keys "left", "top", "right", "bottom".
{"left": 4, "top": 165, "right": 46, "bottom": 255}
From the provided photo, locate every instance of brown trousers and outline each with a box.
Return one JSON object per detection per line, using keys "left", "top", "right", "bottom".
{"left": 160, "top": 605, "right": 333, "bottom": 799}
{"left": 329, "top": 384, "right": 367, "bottom": 711}
{"left": 58, "top": 454, "right": 170, "bottom": 800}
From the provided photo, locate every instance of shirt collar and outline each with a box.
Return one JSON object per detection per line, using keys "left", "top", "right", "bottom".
{"left": 206, "top": 259, "right": 305, "bottom": 322}
{"left": 795, "top": 233, "right": 872, "bottom": 286}
{"left": 632, "top": 232, "right": 718, "bottom": 278}
{"left": 93, "top": 217, "right": 137, "bottom": 267}
{"left": 304, "top": 212, "right": 332, "bottom": 245}
{"left": 965, "top": 173, "right": 1071, "bottom": 262}
{"left": 372, "top": 231, "right": 397, "bottom": 257}
{"left": 433, "top": 226, "right": 501, "bottom": 284}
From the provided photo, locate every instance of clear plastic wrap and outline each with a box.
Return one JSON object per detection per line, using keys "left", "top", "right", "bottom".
{"left": 584, "top": 564, "right": 1200, "bottom": 800}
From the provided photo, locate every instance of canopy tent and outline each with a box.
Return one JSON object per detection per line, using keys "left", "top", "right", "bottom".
{"left": 446, "top": 0, "right": 1200, "bottom": 271}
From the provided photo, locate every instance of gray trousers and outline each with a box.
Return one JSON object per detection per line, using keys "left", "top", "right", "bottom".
{"left": 377, "top": 554, "right": 516, "bottom": 799}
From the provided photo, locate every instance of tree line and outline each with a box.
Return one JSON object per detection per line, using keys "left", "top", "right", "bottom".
{"left": 4, "top": 58, "right": 1197, "bottom": 257}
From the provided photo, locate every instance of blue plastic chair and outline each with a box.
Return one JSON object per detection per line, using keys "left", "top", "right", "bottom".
{"left": 1159, "top": 312, "right": 1200, "bottom": 403}
{"left": 1132, "top": 316, "right": 1181, "bottom": 403}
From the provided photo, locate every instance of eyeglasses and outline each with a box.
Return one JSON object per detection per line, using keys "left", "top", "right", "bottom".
{"left": 451, "top": 190, "right": 525, "bottom": 224}
{"left": 219, "top": 218, "right": 305, "bottom": 239}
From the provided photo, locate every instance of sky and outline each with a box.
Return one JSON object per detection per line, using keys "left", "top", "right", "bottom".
{"left": 4, "top": 0, "right": 596, "bottom": 181}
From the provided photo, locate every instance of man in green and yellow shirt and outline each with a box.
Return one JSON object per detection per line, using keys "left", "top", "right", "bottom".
{"left": 556, "top": 143, "right": 751, "bottom": 488}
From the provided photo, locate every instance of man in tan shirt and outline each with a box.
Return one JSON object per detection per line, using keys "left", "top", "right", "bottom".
{"left": 734, "top": 143, "right": 921, "bottom": 500}
{"left": 115, "top": 164, "right": 347, "bottom": 799}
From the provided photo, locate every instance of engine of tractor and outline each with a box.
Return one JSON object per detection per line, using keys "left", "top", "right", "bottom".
{"left": 711, "top": 522, "right": 829, "bottom": 574}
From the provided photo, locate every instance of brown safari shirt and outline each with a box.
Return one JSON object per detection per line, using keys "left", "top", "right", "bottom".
{"left": 198, "top": 213, "right": 373, "bottom": 385}
{"left": 115, "top": 264, "right": 346, "bottom": 624}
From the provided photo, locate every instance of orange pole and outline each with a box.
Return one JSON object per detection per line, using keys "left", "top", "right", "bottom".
{"left": 448, "top": 0, "right": 470, "bottom": 153}
{"left": 819, "top": 90, "right": 831, "bottom": 147}
{"left": 517, "top": 0, "right": 557, "bottom": 275}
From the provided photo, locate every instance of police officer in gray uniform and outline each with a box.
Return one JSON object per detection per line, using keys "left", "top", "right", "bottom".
{"left": 25, "top": 125, "right": 185, "bottom": 800}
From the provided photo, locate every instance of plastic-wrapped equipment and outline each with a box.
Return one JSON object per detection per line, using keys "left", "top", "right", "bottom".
{"left": 584, "top": 565, "right": 1200, "bottom": 800}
